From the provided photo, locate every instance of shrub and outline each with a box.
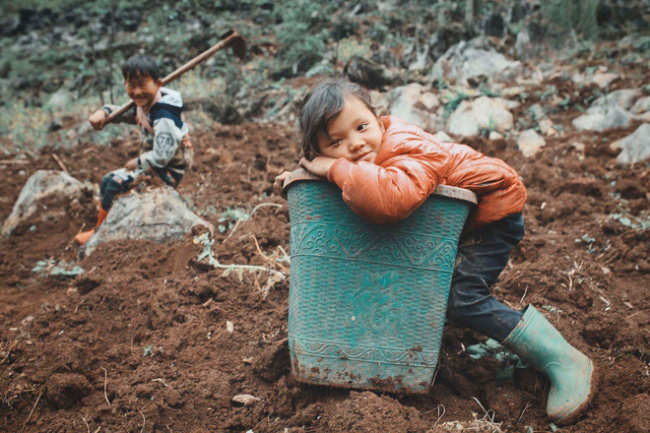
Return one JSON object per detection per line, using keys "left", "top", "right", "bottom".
{"left": 542, "top": 0, "right": 599, "bottom": 40}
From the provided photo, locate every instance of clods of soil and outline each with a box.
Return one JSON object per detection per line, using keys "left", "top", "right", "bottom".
{"left": 0, "top": 114, "right": 648, "bottom": 432}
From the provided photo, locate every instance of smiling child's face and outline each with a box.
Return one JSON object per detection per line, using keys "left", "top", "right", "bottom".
{"left": 125, "top": 75, "right": 162, "bottom": 108}
{"left": 317, "top": 96, "right": 385, "bottom": 163}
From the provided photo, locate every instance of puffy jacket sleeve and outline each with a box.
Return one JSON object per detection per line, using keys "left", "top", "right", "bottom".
{"left": 327, "top": 131, "right": 451, "bottom": 223}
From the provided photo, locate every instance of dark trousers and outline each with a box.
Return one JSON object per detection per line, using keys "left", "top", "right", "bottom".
{"left": 447, "top": 212, "right": 525, "bottom": 342}
{"left": 100, "top": 170, "right": 135, "bottom": 210}
{"left": 100, "top": 168, "right": 182, "bottom": 210}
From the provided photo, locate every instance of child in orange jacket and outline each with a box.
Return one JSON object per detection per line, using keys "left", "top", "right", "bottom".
{"left": 276, "top": 77, "right": 595, "bottom": 426}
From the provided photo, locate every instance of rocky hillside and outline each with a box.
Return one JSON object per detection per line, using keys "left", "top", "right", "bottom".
{"left": 1, "top": 1, "right": 649, "bottom": 147}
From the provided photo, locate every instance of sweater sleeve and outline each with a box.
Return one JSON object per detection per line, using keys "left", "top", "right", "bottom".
{"left": 327, "top": 132, "right": 451, "bottom": 223}
{"left": 139, "top": 117, "right": 184, "bottom": 169}
{"left": 102, "top": 104, "right": 137, "bottom": 125}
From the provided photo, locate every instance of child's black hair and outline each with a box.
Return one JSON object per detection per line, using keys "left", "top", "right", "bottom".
{"left": 299, "top": 77, "right": 379, "bottom": 160}
{"left": 122, "top": 54, "right": 161, "bottom": 81}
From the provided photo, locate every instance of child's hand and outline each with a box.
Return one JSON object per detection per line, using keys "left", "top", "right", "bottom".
{"left": 89, "top": 109, "right": 107, "bottom": 130}
{"left": 299, "top": 156, "right": 336, "bottom": 178}
{"left": 125, "top": 158, "right": 138, "bottom": 171}
{"left": 274, "top": 171, "right": 292, "bottom": 195}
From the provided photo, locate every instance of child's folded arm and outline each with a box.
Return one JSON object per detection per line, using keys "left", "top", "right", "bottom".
{"left": 138, "top": 118, "right": 184, "bottom": 169}
{"left": 102, "top": 104, "right": 137, "bottom": 125}
{"left": 328, "top": 152, "right": 447, "bottom": 224}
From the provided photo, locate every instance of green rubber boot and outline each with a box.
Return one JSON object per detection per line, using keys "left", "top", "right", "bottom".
{"left": 502, "top": 305, "right": 596, "bottom": 426}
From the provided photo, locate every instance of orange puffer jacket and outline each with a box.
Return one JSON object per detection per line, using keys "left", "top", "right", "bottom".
{"left": 327, "top": 116, "right": 527, "bottom": 232}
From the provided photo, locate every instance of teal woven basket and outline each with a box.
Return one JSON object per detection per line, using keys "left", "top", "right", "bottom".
{"left": 284, "top": 169, "right": 477, "bottom": 393}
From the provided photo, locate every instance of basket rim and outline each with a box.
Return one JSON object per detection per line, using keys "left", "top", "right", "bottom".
{"left": 283, "top": 168, "right": 478, "bottom": 205}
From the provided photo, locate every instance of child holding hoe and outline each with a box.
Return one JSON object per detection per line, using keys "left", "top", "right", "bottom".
{"left": 75, "top": 54, "right": 192, "bottom": 245}
{"left": 275, "top": 77, "right": 596, "bottom": 426}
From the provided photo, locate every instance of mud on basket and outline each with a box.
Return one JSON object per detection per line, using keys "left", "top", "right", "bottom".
{"left": 283, "top": 169, "right": 477, "bottom": 394}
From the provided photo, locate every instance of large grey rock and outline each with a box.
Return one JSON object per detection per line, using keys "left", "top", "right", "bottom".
{"left": 572, "top": 107, "right": 634, "bottom": 132}
{"left": 589, "top": 89, "right": 642, "bottom": 112}
{"left": 447, "top": 96, "right": 514, "bottom": 137}
{"left": 386, "top": 83, "right": 441, "bottom": 132}
{"left": 432, "top": 40, "right": 517, "bottom": 85}
{"left": 517, "top": 129, "right": 546, "bottom": 158}
{"left": 631, "top": 96, "right": 650, "bottom": 114}
{"left": 80, "top": 188, "right": 214, "bottom": 257}
{"left": 344, "top": 55, "right": 394, "bottom": 90}
{"left": 610, "top": 124, "right": 650, "bottom": 165}
{"left": 2, "top": 170, "right": 89, "bottom": 236}
{"left": 572, "top": 89, "right": 642, "bottom": 132}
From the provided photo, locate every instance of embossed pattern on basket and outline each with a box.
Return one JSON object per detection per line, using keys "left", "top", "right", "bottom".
{"left": 287, "top": 179, "right": 474, "bottom": 393}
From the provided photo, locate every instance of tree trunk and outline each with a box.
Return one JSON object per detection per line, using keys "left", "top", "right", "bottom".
{"left": 464, "top": 0, "right": 474, "bottom": 31}
{"left": 438, "top": 0, "right": 447, "bottom": 27}
{"left": 108, "top": 0, "right": 117, "bottom": 104}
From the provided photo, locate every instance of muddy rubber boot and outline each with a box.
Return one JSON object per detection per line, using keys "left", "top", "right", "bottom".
{"left": 74, "top": 204, "right": 108, "bottom": 245}
{"left": 502, "top": 305, "right": 596, "bottom": 426}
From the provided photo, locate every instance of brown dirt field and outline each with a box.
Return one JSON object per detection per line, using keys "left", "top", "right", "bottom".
{"left": 0, "top": 95, "right": 648, "bottom": 432}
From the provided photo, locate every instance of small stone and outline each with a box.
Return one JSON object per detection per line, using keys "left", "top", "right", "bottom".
{"left": 232, "top": 394, "right": 260, "bottom": 406}
{"left": 528, "top": 103, "right": 545, "bottom": 120}
{"left": 48, "top": 118, "right": 63, "bottom": 132}
{"left": 488, "top": 131, "right": 503, "bottom": 140}
{"left": 226, "top": 321, "right": 234, "bottom": 333}
{"left": 538, "top": 118, "right": 554, "bottom": 135}
{"left": 517, "top": 129, "right": 546, "bottom": 157}
{"left": 432, "top": 131, "right": 453, "bottom": 142}
{"left": 570, "top": 142, "right": 586, "bottom": 153}
{"left": 503, "top": 99, "right": 521, "bottom": 110}
{"left": 591, "top": 72, "right": 619, "bottom": 89}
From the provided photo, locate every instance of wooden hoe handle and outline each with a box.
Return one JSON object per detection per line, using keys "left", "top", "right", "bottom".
{"left": 104, "top": 30, "right": 246, "bottom": 125}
